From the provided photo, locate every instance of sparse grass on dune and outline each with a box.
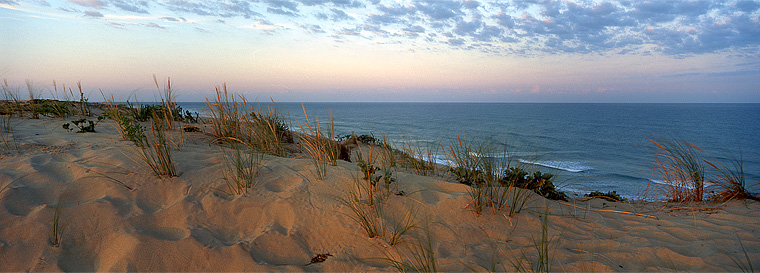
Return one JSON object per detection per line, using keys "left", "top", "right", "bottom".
{"left": 297, "top": 104, "right": 340, "bottom": 180}
{"left": 250, "top": 100, "right": 291, "bottom": 156}
{"left": 650, "top": 138, "right": 756, "bottom": 202}
{"left": 705, "top": 154, "right": 758, "bottom": 202}
{"left": 48, "top": 200, "right": 67, "bottom": 248}
{"left": 220, "top": 139, "right": 264, "bottom": 196}
{"left": 446, "top": 135, "right": 534, "bottom": 216}
{"left": 399, "top": 137, "right": 439, "bottom": 176}
{"left": 206, "top": 84, "right": 245, "bottom": 143}
{"left": 341, "top": 148, "right": 415, "bottom": 247}
{"left": 382, "top": 223, "right": 437, "bottom": 273}
{"left": 650, "top": 138, "right": 706, "bottom": 202}
{"left": 506, "top": 209, "right": 554, "bottom": 273}
{"left": 136, "top": 113, "right": 178, "bottom": 178}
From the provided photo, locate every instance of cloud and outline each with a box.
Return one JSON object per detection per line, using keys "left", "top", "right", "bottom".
{"left": 160, "top": 16, "right": 185, "bottom": 22}
{"left": 69, "top": 0, "right": 104, "bottom": 8}
{"left": 317, "top": 7, "right": 353, "bottom": 21}
{"left": 162, "top": 0, "right": 260, "bottom": 18}
{"left": 301, "top": 24, "right": 325, "bottom": 33}
{"left": 414, "top": 0, "right": 463, "bottom": 21}
{"left": 112, "top": 0, "right": 149, "bottom": 14}
{"left": 265, "top": 0, "right": 299, "bottom": 17}
{"left": 144, "top": 22, "right": 163, "bottom": 28}
{"left": 297, "top": 0, "right": 363, "bottom": 8}
{"left": 0, "top": 0, "right": 19, "bottom": 5}
{"left": 48, "top": 0, "right": 758, "bottom": 57}
{"left": 83, "top": 9, "right": 103, "bottom": 17}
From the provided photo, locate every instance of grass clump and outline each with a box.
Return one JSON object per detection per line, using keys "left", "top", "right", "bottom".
{"left": 399, "top": 138, "right": 439, "bottom": 176}
{"left": 650, "top": 138, "right": 756, "bottom": 202}
{"left": 382, "top": 225, "right": 437, "bottom": 272}
{"left": 341, "top": 146, "right": 414, "bottom": 246}
{"left": 508, "top": 209, "right": 554, "bottom": 273}
{"left": 136, "top": 114, "right": 178, "bottom": 178}
{"left": 48, "top": 201, "right": 67, "bottom": 248}
{"left": 297, "top": 105, "right": 340, "bottom": 180}
{"left": 705, "top": 154, "right": 758, "bottom": 202}
{"left": 221, "top": 140, "right": 264, "bottom": 196}
{"left": 249, "top": 101, "right": 291, "bottom": 155}
{"left": 446, "top": 135, "right": 537, "bottom": 216}
{"left": 650, "top": 138, "right": 706, "bottom": 202}
{"left": 206, "top": 84, "right": 245, "bottom": 142}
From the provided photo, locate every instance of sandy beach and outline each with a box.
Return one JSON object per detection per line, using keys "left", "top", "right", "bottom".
{"left": 0, "top": 104, "right": 758, "bottom": 272}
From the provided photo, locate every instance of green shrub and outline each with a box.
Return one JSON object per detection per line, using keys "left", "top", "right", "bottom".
{"left": 585, "top": 190, "right": 626, "bottom": 202}
{"left": 501, "top": 168, "right": 568, "bottom": 201}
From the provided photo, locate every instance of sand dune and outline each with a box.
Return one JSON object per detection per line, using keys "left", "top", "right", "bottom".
{"left": 0, "top": 114, "right": 758, "bottom": 272}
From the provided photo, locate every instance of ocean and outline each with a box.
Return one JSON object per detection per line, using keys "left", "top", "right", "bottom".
{"left": 176, "top": 102, "right": 760, "bottom": 200}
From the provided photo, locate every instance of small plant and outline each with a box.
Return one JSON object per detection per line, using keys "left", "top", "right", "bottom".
{"left": 48, "top": 201, "right": 67, "bottom": 247}
{"left": 206, "top": 84, "right": 244, "bottom": 142}
{"left": 585, "top": 191, "right": 626, "bottom": 202}
{"left": 76, "top": 81, "right": 90, "bottom": 117}
{"left": 341, "top": 171, "right": 415, "bottom": 246}
{"left": 62, "top": 116, "right": 104, "bottom": 133}
{"left": 26, "top": 80, "right": 40, "bottom": 119}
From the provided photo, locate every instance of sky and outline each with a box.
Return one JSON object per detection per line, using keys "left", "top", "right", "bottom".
{"left": 1, "top": 0, "right": 759, "bottom": 103}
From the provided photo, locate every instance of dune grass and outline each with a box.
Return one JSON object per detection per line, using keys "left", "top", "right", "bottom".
{"left": 48, "top": 200, "right": 67, "bottom": 248}
{"left": 650, "top": 138, "right": 757, "bottom": 202}
{"left": 206, "top": 84, "right": 245, "bottom": 142}
{"left": 341, "top": 169, "right": 416, "bottom": 246}
{"left": 221, "top": 140, "right": 264, "bottom": 196}
{"left": 296, "top": 105, "right": 339, "bottom": 180}
{"left": 136, "top": 114, "right": 178, "bottom": 178}
{"left": 650, "top": 138, "right": 706, "bottom": 202}
{"left": 705, "top": 154, "right": 757, "bottom": 202}
{"left": 446, "top": 135, "right": 534, "bottom": 216}
{"left": 250, "top": 100, "right": 290, "bottom": 156}
{"left": 399, "top": 138, "right": 439, "bottom": 176}
{"left": 382, "top": 225, "right": 437, "bottom": 272}
{"left": 508, "top": 209, "right": 553, "bottom": 273}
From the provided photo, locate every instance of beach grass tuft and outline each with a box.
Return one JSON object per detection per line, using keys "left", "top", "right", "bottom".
{"left": 249, "top": 100, "right": 291, "bottom": 156}
{"left": 705, "top": 154, "right": 757, "bottom": 202}
{"left": 383, "top": 225, "right": 437, "bottom": 272}
{"left": 508, "top": 209, "right": 553, "bottom": 273}
{"left": 296, "top": 105, "right": 338, "bottom": 180}
{"left": 206, "top": 84, "right": 245, "bottom": 142}
{"left": 399, "top": 138, "right": 439, "bottom": 176}
{"left": 341, "top": 170, "right": 415, "bottom": 246}
{"left": 446, "top": 135, "right": 535, "bottom": 216}
{"left": 650, "top": 138, "right": 706, "bottom": 202}
{"left": 137, "top": 113, "right": 178, "bottom": 178}
{"left": 221, "top": 140, "right": 264, "bottom": 196}
{"left": 48, "top": 200, "right": 67, "bottom": 248}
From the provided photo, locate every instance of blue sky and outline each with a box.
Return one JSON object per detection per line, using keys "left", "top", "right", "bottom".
{"left": 1, "top": 0, "right": 759, "bottom": 102}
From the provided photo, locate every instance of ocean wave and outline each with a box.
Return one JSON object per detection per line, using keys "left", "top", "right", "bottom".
{"left": 518, "top": 160, "right": 592, "bottom": 173}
